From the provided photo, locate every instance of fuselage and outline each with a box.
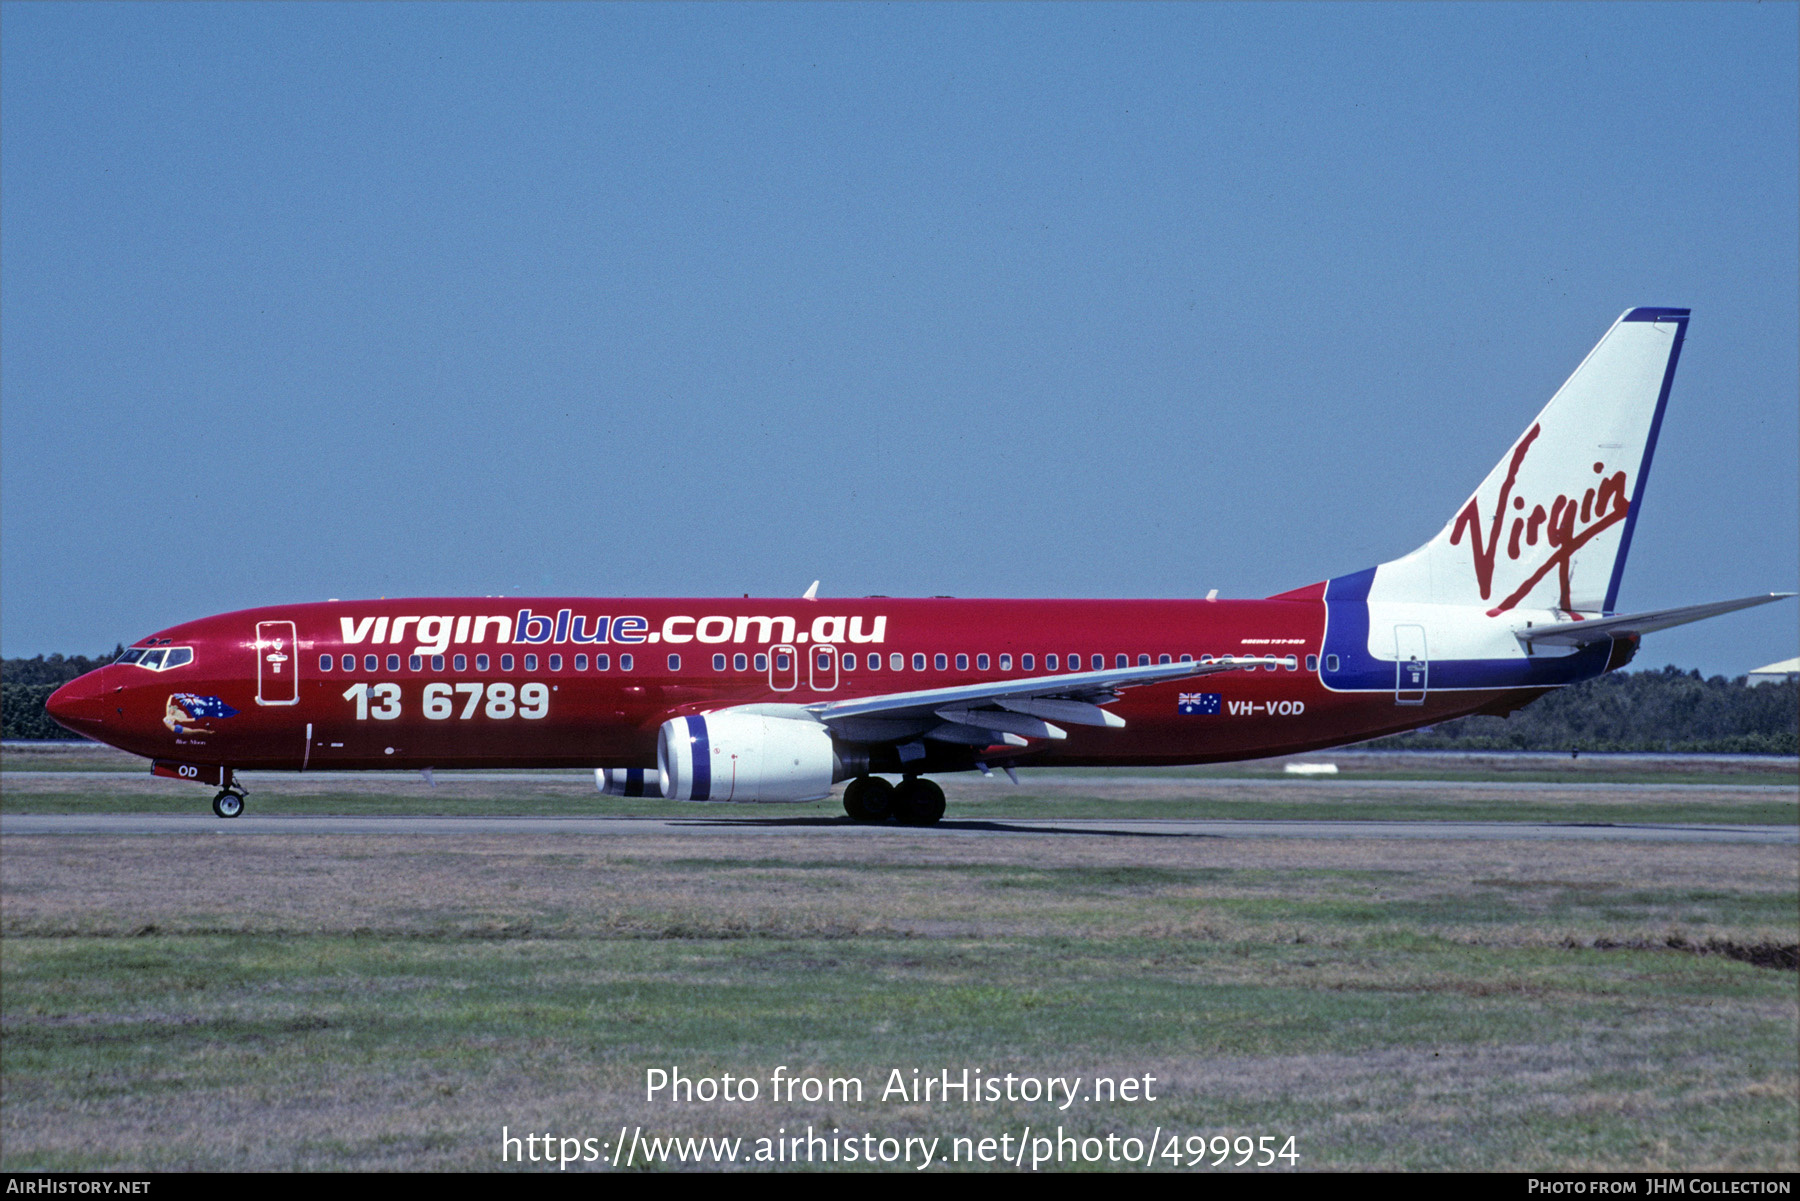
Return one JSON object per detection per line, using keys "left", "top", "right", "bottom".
{"left": 47, "top": 591, "right": 1583, "bottom": 778}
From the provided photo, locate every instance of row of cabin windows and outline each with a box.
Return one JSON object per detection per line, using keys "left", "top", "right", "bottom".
{"left": 320, "top": 649, "right": 1339, "bottom": 676}
{"left": 321, "top": 652, "right": 636, "bottom": 673}
{"left": 693, "top": 650, "right": 1315, "bottom": 673}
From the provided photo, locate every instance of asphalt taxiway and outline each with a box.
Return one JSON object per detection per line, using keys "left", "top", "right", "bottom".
{"left": 1, "top": 813, "right": 1791, "bottom": 843}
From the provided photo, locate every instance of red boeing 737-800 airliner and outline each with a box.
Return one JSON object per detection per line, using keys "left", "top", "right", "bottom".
{"left": 46, "top": 309, "right": 1793, "bottom": 823}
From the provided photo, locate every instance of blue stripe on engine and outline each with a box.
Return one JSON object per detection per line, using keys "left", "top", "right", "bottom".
{"left": 687, "top": 714, "right": 711, "bottom": 800}
{"left": 624, "top": 767, "right": 646, "bottom": 797}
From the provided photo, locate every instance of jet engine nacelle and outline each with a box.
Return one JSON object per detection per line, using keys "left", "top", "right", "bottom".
{"left": 656, "top": 710, "right": 837, "bottom": 803}
{"left": 596, "top": 767, "right": 664, "bottom": 798}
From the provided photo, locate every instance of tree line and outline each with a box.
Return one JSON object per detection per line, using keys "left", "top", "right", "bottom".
{"left": 2, "top": 651, "right": 121, "bottom": 741}
{"left": 1, "top": 653, "right": 1794, "bottom": 752}
{"left": 1367, "top": 664, "right": 1797, "bottom": 754}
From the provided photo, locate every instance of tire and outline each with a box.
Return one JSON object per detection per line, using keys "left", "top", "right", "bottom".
{"left": 212, "top": 791, "right": 244, "bottom": 819}
{"left": 892, "top": 777, "right": 946, "bottom": 826}
{"left": 842, "top": 776, "right": 894, "bottom": 822}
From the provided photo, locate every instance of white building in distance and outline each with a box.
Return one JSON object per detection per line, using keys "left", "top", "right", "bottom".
{"left": 1746, "top": 658, "right": 1799, "bottom": 687}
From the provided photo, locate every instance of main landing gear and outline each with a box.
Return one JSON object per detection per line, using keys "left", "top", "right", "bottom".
{"left": 842, "top": 775, "right": 945, "bottom": 826}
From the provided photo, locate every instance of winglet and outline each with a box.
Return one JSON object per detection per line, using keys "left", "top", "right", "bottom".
{"left": 802, "top": 580, "right": 819, "bottom": 601}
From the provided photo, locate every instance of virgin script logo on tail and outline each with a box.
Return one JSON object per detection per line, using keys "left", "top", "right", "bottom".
{"left": 1449, "top": 424, "right": 1630, "bottom": 615}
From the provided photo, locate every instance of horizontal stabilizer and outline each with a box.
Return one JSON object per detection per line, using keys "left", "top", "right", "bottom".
{"left": 1517, "top": 593, "right": 1795, "bottom": 647}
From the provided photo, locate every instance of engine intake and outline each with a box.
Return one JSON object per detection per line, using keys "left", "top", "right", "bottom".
{"left": 657, "top": 711, "right": 837, "bottom": 802}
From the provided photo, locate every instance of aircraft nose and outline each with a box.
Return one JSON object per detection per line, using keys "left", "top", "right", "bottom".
{"left": 45, "top": 669, "right": 108, "bottom": 736}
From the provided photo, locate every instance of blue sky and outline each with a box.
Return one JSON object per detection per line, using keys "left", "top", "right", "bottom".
{"left": 4, "top": 2, "right": 1795, "bottom": 674}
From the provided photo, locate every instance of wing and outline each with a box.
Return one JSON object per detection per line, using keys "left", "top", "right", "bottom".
{"left": 1517, "top": 593, "right": 1795, "bottom": 647}
{"left": 806, "top": 657, "right": 1251, "bottom": 747}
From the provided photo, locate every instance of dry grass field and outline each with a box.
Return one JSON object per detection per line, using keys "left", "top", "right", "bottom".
{"left": 3, "top": 767, "right": 1796, "bottom": 1172}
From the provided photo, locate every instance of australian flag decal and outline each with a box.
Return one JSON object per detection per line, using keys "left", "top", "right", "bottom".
{"left": 172, "top": 694, "right": 239, "bottom": 719}
{"left": 1177, "top": 692, "right": 1221, "bottom": 715}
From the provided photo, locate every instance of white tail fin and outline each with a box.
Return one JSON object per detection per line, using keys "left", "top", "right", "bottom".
{"left": 1374, "top": 308, "right": 1688, "bottom": 615}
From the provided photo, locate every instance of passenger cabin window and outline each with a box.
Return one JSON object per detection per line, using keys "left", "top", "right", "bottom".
{"left": 977, "top": 654, "right": 989, "bottom": 670}
{"left": 1158, "top": 654, "right": 1171, "bottom": 664}
{"left": 913, "top": 654, "right": 925, "bottom": 671}
{"left": 754, "top": 653, "right": 767, "bottom": 671}
{"left": 955, "top": 654, "right": 968, "bottom": 670}
{"left": 734, "top": 653, "right": 747, "bottom": 671}
{"left": 548, "top": 654, "right": 561, "bottom": 671}
{"left": 1093, "top": 655, "right": 1105, "bottom": 671}
{"left": 410, "top": 655, "right": 423, "bottom": 671}
{"left": 667, "top": 654, "right": 681, "bottom": 671}
{"left": 1325, "top": 654, "right": 1339, "bottom": 672}
{"left": 1119, "top": 654, "right": 1130, "bottom": 668}
{"left": 1180, "top": 653, "right": 1193, "bottom": 662}
{"left": 1045, "top": 654, "right": 1057, "bottom": 670}
{"left": 934, "top": 654, "right": 947, "bottom": 671}
{"left": 620, "top": 654, "right": 634, "bottom": 671}
{"left": 364, "top": 655, "right": 378, "bottom": 672}
{"left": 501, "top": 654, "right": 514, "bottom": 671}
{"left": 999, "top": 654, "right": 1012, "bottom": 670}
{"left": 1306, "top": 654, "right": 1319, "bottom": 672}
{"left": 1284, "top": 655, "right": 1298, "bottom": 670}
{"left": 1138, "top": 654, "right": 1150, "bottom": 666}
{"left": 320, "top": 654, "right": 334, "bottom": 671}
{"left": 433, "top": 654, "right": 446, "bottom": 671}
{"left": 476, "top": 654, "right": 490, "bottom": 671}
{"left": 890, "top": 653, "right": 903, "bottom": 671}
{"left": 713, "top": 654, "right": 726, "bottom": 671}
{"left": 1021, "top": 654, "right": 1033, "bottom": 670}
{"left": 454, "top": 654, "right": 467, "bottom": 671}
{"left": 595, "top": 654, "right": 610, "bottom": 670}
{"left": 523, "top": 654, "right": 538, "bottom": 671}
{"left": 842, "top": 653, "right": 856, "bottom": 670}
{"left": 574, "top": 654, "right": 587, "bottom": 671}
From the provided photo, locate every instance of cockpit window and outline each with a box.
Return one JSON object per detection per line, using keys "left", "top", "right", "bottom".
{"left": 119, "top": 646, "right": 194, "bottom": 671}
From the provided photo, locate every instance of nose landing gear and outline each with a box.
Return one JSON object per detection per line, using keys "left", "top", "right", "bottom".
{"left": 211, "top": 771, "right": 247, "bottom": 819}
